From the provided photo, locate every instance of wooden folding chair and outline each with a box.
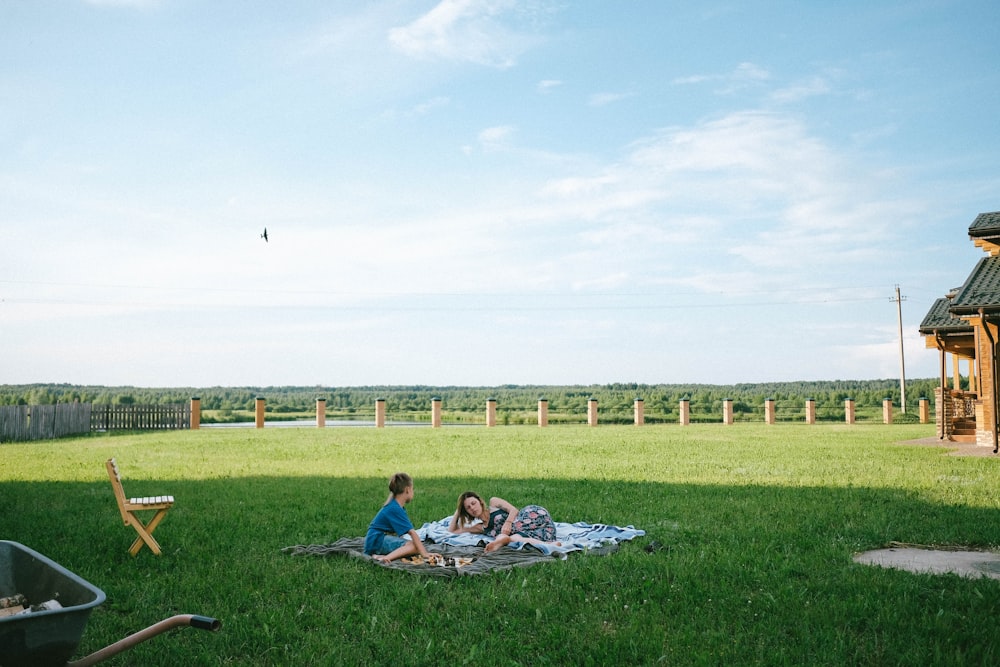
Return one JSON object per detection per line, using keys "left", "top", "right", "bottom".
{"left": 106, "top": 458, "right": 174, "bottom": 556}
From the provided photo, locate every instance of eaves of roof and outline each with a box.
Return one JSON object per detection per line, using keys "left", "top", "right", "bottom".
{"left": 919, "top": 296, "right": 971, "bottom": 334}
{"left": 949, "top": 256, "right": 1000, "bottom": 315}
{"left": 968, "top": 211, "right": 1000, "bottom": 239}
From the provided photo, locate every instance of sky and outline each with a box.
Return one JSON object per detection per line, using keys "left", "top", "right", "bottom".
{"left": 3, "top": 0, "right": 1000, "bottom": 390}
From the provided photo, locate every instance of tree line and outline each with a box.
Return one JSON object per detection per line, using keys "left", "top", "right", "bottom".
{"left": 0, "top": 379, "right": 948, "bottom": 423}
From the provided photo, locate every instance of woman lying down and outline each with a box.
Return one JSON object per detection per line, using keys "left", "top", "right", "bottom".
{"left": 448, "top": 491, "right": 562, "bottom": 553}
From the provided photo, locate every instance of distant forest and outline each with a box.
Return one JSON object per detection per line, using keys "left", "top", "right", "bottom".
{"left": 0, "top": 379, "right": 952, "bottom": 424}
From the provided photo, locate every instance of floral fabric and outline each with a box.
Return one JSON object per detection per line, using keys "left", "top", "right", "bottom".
{"left": 484, "top": 504, "right": 556, "bottom": 541}
{"left": 510, "top": 505, "right": 556, "bottom": 542}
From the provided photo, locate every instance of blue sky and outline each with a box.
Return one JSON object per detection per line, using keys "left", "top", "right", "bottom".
{"left": 3, "top": 0, "right": 999, "bottom": 389}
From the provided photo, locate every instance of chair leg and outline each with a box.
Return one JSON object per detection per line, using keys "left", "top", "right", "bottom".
{"left": 127, "top": 508, "right": 169, "bottom": 556}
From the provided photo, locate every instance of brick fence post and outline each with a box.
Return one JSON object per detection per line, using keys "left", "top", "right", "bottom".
{"left": 190, "top": 396, "right": 200, "bottom": 430}
{"left": 255, "top": 397, "right": 265, "bottom": 429}
{"left": 375, "top": 398, "right": 386, "bottom": 428}
{"left": 486, "top": 398, "right": 497, "bottom": 427}
{"left": 316, "top": 397, "right": 326, "bottom": 428}
{"left": 431, "top": 397, "right": 442, "bottom": 428}
{"left": 634, "top": 398, "right": 644, "bottom": 426}
{"left": 587, "top": 398, "right": 598, "bottom": 427}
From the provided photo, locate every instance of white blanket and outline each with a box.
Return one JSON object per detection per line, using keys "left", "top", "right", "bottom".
{"left": 416, "top": 516, "right": 645, "bottom": 556}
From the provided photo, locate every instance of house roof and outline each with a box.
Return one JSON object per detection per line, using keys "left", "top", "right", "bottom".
{"left": 969, "top": 211, "right": 1000, "bottom": 237}
{"left": 919, "top": 296, "right": 971, "bottom": 334}
{"left": 949, "top": 256, "right": 1000, "bottom": 315}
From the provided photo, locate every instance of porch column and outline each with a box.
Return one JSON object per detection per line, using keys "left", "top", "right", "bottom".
{"left": 255, "top": 396, "right": 265, "bottom": 429}
{"left": 538, "top": 398, "right": 548, "bottom": 427}
{"left": 375, "top": 398, "right": 386, "bottom": 428}
{"left": 764, "top": 398, "right": 775, "bottom": 425}
{"left": 634, "top": 398, "right": 644, "bottom": 426}
{"left": 722, "top": 398, "right": 733, "bottom": 425}
{"left": 845, "top": 398, "right": 855, "bottom": 425}
{"left": 805, "top": 398, "right": 816, "bottom": 425}
{"left": 679, "top": 398, "right": 690, "bottom": 426}
{"left": 883, "top": 398, "right": 893, "bottom": 424}
{"left": 316, "top": 397, "right": 326, "bottom": 428}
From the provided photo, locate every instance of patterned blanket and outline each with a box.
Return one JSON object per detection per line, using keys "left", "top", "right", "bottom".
{"left": 282, "top": 518, "right": 646, "bottom": 577}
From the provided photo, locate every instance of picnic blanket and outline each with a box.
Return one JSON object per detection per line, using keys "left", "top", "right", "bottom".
{"left": 282, "top": 518, "right": 645, "bottom": 577}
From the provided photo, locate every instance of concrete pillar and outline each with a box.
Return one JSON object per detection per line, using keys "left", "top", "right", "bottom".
{"left": 805, "top": 398, "right": 816, "bottom": 425}
{"left": 634, "top": 398, "right": 644, "bottom": 426}
{"left": 190, "top": 396, "right": 201, "bottom": 430}
{"left": 538, "top": 398, "right": 548, "bottom": 427}
{"left": 679, "top": 398, "right": 690, "bottom": 426}
{"left": 431, "top": 397, "right": 442, "bottom": 428}
{"left": 722, "top": 398, "right": 734, "bottom": 425}
{"left": 845, "top": 398, "right": 855, "bottom": 425}
{"left": 883, "top": 398, "right": 893, "bottom": 424}
{"left": 919, "top": 397, "right": 930, "bottom": 424}
{"left": 375, "top": 398, "right": 386, "bottom": 428}
{"left": 764, "top": 398, "right": 775, "bottom": 425}
{"left": 316, "top": 397, "right": 326, "bottom": 428}
{"left": 255, "top": 396, "right": 265, "bottom": 429}
{"left": 486, "top": 398, "right": 497, "bottom": 427}
{"left": 587, "top": 397, "right": 598, "bottom": 427}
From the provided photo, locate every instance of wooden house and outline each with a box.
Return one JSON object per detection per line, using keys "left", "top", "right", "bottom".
{"left": 920, "top": 212, "right": 1000, "bottom": 450}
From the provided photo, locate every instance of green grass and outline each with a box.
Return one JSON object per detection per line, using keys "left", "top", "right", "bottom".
{"left": 2, "top": 424, "right": 999, "bottom": 665}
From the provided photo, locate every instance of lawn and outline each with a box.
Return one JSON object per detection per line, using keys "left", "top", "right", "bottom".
{"left": 2, "top": 423, "right": 999, "bottom": 665}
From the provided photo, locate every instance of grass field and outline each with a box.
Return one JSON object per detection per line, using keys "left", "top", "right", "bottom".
{"left": 2, "top": 423, "right": 999, "bottom": 665}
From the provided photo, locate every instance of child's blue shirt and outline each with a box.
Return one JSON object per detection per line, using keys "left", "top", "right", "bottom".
{"left": 364, "top": 498, "right": 414, "bottom": 554}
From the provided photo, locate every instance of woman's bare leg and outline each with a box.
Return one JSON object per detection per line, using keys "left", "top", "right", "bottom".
{"left": 485, "top": 534, "right": 561, "bottom": 553}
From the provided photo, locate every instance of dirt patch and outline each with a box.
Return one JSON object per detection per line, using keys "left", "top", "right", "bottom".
{"left": 896, "top": 436, "right": 997, "bottom": 457}
{"left": 854, "top": 545, "right": 1000, "bottom": 580}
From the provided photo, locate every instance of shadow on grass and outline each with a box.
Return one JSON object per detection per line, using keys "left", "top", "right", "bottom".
{"left": 2, "top": 476, "right": 999, "bottom": 666}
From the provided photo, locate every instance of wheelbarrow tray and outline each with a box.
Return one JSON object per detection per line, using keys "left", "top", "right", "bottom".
{"left": 0, "top": 540, "right": 106, "bottom": 667}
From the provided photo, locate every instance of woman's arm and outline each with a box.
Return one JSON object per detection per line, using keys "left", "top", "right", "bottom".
{"left": 490, "top": 497, "right": 518, "bottom": 535}
{"left": 448, "top": 510, "right": 484, "bottom": 534}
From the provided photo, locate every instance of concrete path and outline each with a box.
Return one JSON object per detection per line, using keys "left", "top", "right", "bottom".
{"left": 854, "top": 547, "right": 1000, "bottom": 580}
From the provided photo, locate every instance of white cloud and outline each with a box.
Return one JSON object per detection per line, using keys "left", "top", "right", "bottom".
{"left": 588, "top": 91, "right": 633, "bottom": 107}
{"left": 537, "top": 79, "right": 563, "bottom": 93}
{"left": 477, "top": 124, "right": 516, "bottom": 149}
{"left": 771, "top": 76, "right": 832, "bottom": 103}
{"left": 388, "top": 0, "right": 543, "bottom": 68}
{"left": 83, "top": 0, "right": 159, "bottom": 8}
{"left": 672, "top": 62, "right": 771, "bottom": 94}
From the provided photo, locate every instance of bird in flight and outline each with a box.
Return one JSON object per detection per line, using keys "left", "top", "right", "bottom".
{"left": 261, "top": 228, "right": 268, "bottom": 242}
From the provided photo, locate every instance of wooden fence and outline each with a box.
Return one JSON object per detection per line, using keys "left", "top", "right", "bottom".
{"left": 0, "top": 403, "right": 191, "bottom": 442}
{"left": 91, "top": 404, "right": 190, "bottom": 432}
{"left": 0, "top": 403, "right": 92, "bottom": 442}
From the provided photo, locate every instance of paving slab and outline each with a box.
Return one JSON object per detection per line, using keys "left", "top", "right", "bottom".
{"left": 854, "top": 547, "right": 1000, "bottom": 580}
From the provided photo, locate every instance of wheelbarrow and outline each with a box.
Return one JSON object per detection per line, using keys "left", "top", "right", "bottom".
{"left": 0, "top": 540, "right": 221, "bottom": 667}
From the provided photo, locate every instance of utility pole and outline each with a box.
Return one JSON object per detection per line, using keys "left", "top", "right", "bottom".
{"left": 892, "top": 285, "right": 907, "bottom": 413}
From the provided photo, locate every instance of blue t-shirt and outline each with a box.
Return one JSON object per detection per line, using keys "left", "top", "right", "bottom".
{"left": 364, "top": 498, "right": 414, "bottom": 555}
